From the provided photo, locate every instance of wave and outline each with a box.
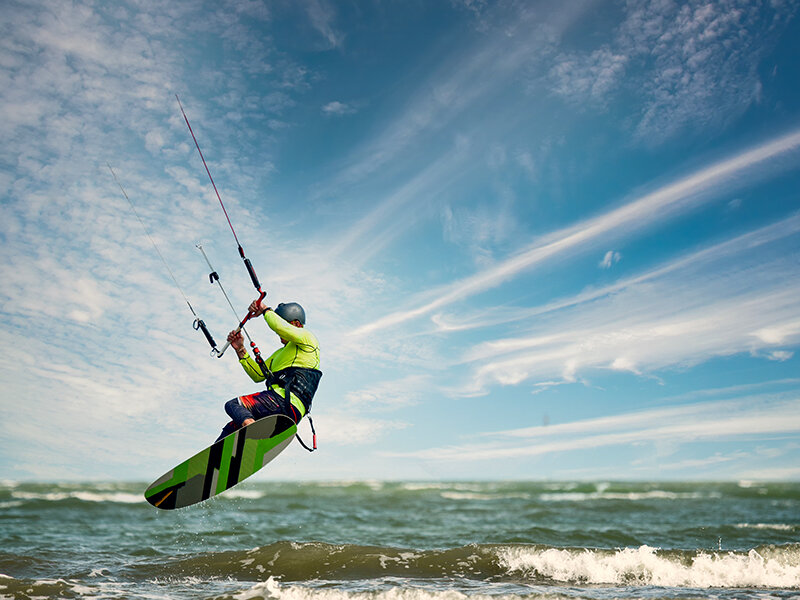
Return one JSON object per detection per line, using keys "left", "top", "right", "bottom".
{"left": 231, "top": 577, "right": 558, "bottom": 600}
{"left": 735, "top": 523, "right": 796, "bottom": 531}
{"left": 4, "top": 545, "right": 800, "bottom": 600}
{"left": 10, "top": 490, "right": 143, "bottom": 504}
{"left": 439, "top": 492, "right": 531, "bottom": 501}
{"left": 537, "top": 491, "right": 713, "bottom": 502}
{"left": 136, "top": 542, "right": 800, "bottom": 589}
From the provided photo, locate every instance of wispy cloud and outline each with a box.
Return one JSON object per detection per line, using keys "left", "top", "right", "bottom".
{"left": 432, "top": 212, "right": 800, "bottom": 335}
{"left": 459, "top": 268, "right": 800, "bottom": 393}
{"left": 305, "top": 413, "right": 408, "bottom": 446}
{"left": 442, "top": 184, "right": 524, "bottom": 267}
{"left": 303, "top": 0, "right": 344, "bottom": 49}
{"left": 599, "top": 250, "right": 621, "bottom": 269}
{"left": 550, "top": 47, "right": 628, "bottom": 103}
{"left": 352, "top": 128, "right": 800, "bottom": 336}
{"left": 657, "top": 451, "right": 751, "bottom": 471}
{"left": 328, "top": 142, "right": 471, "bottom": 265}
{"left": 322, "top": 3, "right": 590, "bottom": 192}
{"left": 382, "top": 213, "right": 800, "bottom": 399}
{"left": 388, "top": 393, "right": 800, "bottom": 461}
{"left": 549, "top": 0, "right": 798, "bottom": 141}
{"left": 344, "top": 374, "right": 432, "bottom": 410}
{"left": 322, "top": 101, "right": 356, "bottom": 116}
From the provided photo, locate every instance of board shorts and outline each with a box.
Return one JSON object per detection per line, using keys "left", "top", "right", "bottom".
{"left": 216, "top": 390, "right": 302, "bottom": 442}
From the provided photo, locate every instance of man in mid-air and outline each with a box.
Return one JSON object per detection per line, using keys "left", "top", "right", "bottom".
{"left": 216, "top": 300, "right": 321, "bottom": 441}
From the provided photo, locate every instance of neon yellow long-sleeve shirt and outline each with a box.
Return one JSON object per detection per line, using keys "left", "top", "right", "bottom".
{"left": 238, "top": 310, "right": 320, "bottom": 416}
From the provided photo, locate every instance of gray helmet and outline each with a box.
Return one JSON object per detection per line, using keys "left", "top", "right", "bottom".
{"left": 275, "top": 302, "right": 306, "bottom": 325}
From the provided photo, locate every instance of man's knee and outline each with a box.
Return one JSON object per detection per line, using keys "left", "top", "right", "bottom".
{"left": 225, "top": 397, "right": 253, "bottom": 425}
{"left": 224, "top": 398, "right": 240, "bottom": 417}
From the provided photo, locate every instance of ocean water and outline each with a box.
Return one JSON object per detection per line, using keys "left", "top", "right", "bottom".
{"left": 1, "top": 480, "right": 799, "bottom": 600}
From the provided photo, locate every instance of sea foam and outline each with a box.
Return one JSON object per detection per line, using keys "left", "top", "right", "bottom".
{"left": 235, "top": 577, "right": 540, "bottom": 600}
{"left": 497, "top": 544, "right": 800, "bottom": 588}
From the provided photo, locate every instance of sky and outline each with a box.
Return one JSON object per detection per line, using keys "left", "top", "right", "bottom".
{"left": 1, "top": 0, "right": 799, "bottom": 483}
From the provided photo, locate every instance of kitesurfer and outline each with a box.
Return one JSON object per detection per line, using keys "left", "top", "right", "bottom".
{"left": 216, "top": 300, "right": 322, "bottom": 441}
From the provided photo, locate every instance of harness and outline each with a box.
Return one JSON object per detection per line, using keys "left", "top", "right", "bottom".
{"left": 268, "top": 366, "right": 322, "bottom": 452}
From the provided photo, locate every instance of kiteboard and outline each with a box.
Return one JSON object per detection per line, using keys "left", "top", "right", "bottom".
{"left": 144, "top": 414, "right": 297, "bottom": 510}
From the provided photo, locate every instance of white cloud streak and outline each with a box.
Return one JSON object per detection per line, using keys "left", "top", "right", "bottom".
{"left": 353, "top": 128, "right": 800, "bottom": 336}
{"left": 389, "top": 393, "right": 800, "bottom": 461}
{"left": 461, "top": 280, "right": 800, "bottom": 393}
{"left": 432, "top": 211, "right": 800, "bottom": 335}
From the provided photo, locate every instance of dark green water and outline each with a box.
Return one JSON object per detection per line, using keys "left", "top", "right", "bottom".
{"left": 1, "top": 480, "right": 798, "bottom": 599}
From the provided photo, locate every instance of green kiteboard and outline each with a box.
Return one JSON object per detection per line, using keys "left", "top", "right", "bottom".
{"left": 144, "top": 414, "right": 297, "bottom": 510}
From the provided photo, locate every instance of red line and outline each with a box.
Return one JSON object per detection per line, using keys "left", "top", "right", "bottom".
{"left": 176, "top": 95, "right": 241, "bottom": 248}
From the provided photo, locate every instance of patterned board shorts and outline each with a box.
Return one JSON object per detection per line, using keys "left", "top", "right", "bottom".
{"left": 238, "top": 389, "right": 303, "bottom": 423}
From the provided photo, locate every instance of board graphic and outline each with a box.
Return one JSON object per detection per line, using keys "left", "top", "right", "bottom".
{"left": 144, "top": 414, "right": 297, "bottom": 509}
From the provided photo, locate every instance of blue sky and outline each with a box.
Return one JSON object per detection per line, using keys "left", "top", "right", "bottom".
{"left": 1, "top": 0, "right": 799, "bottom": 482}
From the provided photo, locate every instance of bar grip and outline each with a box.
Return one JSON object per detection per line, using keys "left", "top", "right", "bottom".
{"left": 237, "top": 291, "right": 266, "bottom": 329}
{"left": 215, "top": 339, "right": 231, "bottom": 358}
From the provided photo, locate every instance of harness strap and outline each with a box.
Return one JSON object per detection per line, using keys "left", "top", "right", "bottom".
{"left": 284, "top": 375, "right": 317, "bottom": 452}
{"left": 295, "top": 415, "right": 317, "bottom": 452}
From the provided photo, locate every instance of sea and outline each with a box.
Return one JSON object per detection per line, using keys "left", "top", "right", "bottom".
{"left": 1, "top": 480, "right": 799, "bottom": 600}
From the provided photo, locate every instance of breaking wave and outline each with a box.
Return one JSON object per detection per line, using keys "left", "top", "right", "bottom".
{"left": 498, "top": 544, "right": 800, "bottom": 588}
{"left": 133, "top": 541, "right": 800, "bottom": 589}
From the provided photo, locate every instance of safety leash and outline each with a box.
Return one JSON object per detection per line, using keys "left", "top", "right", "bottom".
{"left": 295, "top": 416, "right": 317, "bottom": 452}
